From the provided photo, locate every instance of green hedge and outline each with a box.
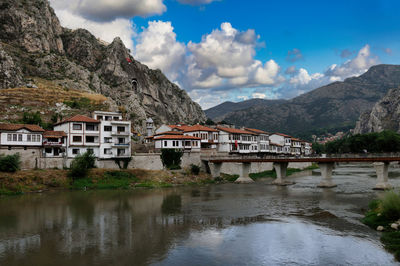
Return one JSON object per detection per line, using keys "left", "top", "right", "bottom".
{"left": 0, "top": 153, "right": 21, "bottom": 172}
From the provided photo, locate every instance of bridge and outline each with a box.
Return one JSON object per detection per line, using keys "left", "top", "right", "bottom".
{"left": 204, "top": 154, "right": 400, "bottom": 190}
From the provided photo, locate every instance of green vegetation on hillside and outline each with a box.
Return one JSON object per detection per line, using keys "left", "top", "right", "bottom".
{"left": 313, "top": 131, "right": 400, "bottom": 154}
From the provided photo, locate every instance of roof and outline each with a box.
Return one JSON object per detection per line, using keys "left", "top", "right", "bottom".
{"left": 0, "top": 123, "right": 45, "bottom": 132}
{"left": 43, "top": 131, "right": 67, "bottom": 138}
{"left": 179, "top": 124, "right": 218, "bottom": 132}
{"left": 55, "top": 115, "right": 100, "bottom": 125}
{"left": 244, "top": 128, "right": 269, "bottom": 135}
{"left": 272, "top": 133, "right": 292, "bottom": 138}
{"left": 291, "top": 137, "right": 301, "bottom": 141}
{"left": 216, "top": 126, "right": 256, "bottom": 135}
{"left": 270, "top": 142, "right": 284, "bottom": 147}
{"left": 154, "top": 135, "right": 201, "bottom": 140}
{"left": 155, "top": 131, "right": 184, "bottom": 136}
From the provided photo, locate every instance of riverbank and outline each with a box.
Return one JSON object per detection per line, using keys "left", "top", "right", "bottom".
{"left": 363, "top": 191, "right": 400, "bottom": 261}
{"left": 0, "top": 164, "right": 319, "bottom": 196}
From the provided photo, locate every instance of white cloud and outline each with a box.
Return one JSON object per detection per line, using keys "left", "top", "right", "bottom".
{"left": 252, "top": 93, "right": 266, "bottom": 99}
{"left": 237, "top": 95, "right": 249, "bottom": 101}
{"left": 50, "top": 0, "right": 166, "bottom": 22}
{"left": 286, "top": 48, "right": 303, "bottom": 62}
{"left": 325, "top": 44, "right": 378, "bottom": 80}
{"left": 134, "top": 21, "right": 186, "bottom": 81}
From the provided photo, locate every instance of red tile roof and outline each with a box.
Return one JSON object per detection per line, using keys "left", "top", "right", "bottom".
{"left": 244, "top": 128, "right": 269, "bottom": 134}
{"left": 179, "top": 124, "right": 218, "bottom": 132}
{"left": 55, "top": 115, "right": 99, "bottom": 125}
{"left": 154, "top": 135, "right": 201, "bottom": 140}
{"left": 155, "top": 131, "right": 183, "bottom": 136}
{"left": 43, "top": 131, "right": 67, "bottom": 138}
{"left": 0, "top": 123, "right": 45, "bottom": 132}
{"left": 216, "top": 126, "right": 256, "bottom": 135}
{"left": 272, "top": 133, "right": 292, "bottom": 138}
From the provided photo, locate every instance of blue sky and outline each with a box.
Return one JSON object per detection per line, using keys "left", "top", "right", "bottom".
{"left": 51, "top": 0, "right": 400, "bottom": 109}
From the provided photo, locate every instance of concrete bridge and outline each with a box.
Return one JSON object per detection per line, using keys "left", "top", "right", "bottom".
{"left": 204, "top": 154, "right": 400, "bottom": 190}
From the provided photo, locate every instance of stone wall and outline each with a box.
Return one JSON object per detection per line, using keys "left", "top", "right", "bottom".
{"left": 0, "top": 147, "right": 41, "bottom": 169}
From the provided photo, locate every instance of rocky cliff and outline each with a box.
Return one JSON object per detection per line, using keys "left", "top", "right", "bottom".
{"left": 0, "top": 0, "right": 206, "bottom": 132}
{"left": 209, "top": 64, "right": 400, "bottom": 139}
{"left": 354, "top": 87, "right": 400, "bottom": 134}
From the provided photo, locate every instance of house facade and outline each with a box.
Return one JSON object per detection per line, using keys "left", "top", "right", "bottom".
{"left": 93, "top": 111, "right": 131, "bottom": 159}
{"left": 244, "top": 128, "right": 270, "bottom": 153}
{"left": 270, "top": 133, "right": 292, "bottom": 154}
{"left": 0, "top": 124, "right": 44, "bottom": 149}
{"left": 216, "top": 126, "right": 257, "bottom": 154}
{"left": 42, "top": 131, "right": 67, "bottom": 157}
{"left": 154, "top": 133, "right": 201, "bottom": 152}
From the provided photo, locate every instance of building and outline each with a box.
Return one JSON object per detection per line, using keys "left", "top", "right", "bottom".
{"left": 42, "top": 131, "right": 67, "bottom": 157}
{"left": 179, "top": 125, "right": 219, "bottom": 149}
{"left": 244, "top": 128, "right": 270, "bottom": 153}
{"left": 216, "top": 126, "right": 257, "bottom": 154}
{"left": 269, "top": 133, "right": 292, "bottom": 154}
{"left": 0, "top": 123, "right": 45, "bottom": 149}
{"left": 93, "top": 111, "right": 132, "bottom": 159}
{"left": 291, "top": 138, "right": 302, "bottom": 155}
{"left": 153, "top": 131, "right": 201, "bottom": 151}
{"left": 53, "top": 115, "right": 101, "bottom": 158}
{"left": 146, "top": 118, "right": 154, "bottom": 137}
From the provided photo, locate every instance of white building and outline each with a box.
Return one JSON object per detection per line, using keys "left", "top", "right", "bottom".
{"left": 42, "top": 131, "right": 67, "bottom": 157}
{"left": 269, "top": 133, "right": 292, "bottom": 154}
{"left": 0, "top": 124, "right": 44, "bottom": 149}
{"left": 244, "top": 128, "right": 270, "bottom": 153}
{"left": 180, "top": 125, "right": 219, "bottom": 149}
{"left": 216, "top": 126, "right": 257, "bottom": 154}
{"left": 291, "top": 138, "right": 302, "bottom": 155}
{"left": 154, "top": 133, "right": 201, "bottom": 152}
{"left": 93, "top": 111, "right": 132, "bottom": 159}
{"left": 53, "top": 115, "right": 101, "bottom": 158}
{"left": 146, "top": 118, "right": 154, "bottom": 137}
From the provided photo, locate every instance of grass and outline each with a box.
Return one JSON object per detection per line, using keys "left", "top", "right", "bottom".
{"left": 362, "top": 191, "right": 400, "bottom": 261}
{"left": 134, "top": 181, "right": 173, "bottom": 188}
{"left": 71, "top": 171, "right": 139, "bottom": 190}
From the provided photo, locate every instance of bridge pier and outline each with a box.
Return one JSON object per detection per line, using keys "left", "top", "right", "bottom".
{"left": 373, "top": 162, "right": 392, "bottom": 190}
{"left": 235, "top": 163, "right": 254, "bottom": 183}
{"left": 272, "top": 162, "right": 294, "bottom": 186}
{"left": 317, "top": 162, "right": 337, "bottom": 188}
{"left": 209, "top": 162, "right": 222, "bottom": 179}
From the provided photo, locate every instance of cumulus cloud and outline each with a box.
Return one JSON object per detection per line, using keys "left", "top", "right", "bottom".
{"left": 252, "top": 93, "right": 266, "bottom": 99}
{"left": 54, "top": 9, "right": 136, "bottom": 52}
{"left": 286, "top": 48, "right": 303, "bottom": 62}
{"left": 50, "top": 0, "right": 166, "bottom": 22}
{"left": 134, "top": 21, "right": 186, "bottom": 81}
{"left": 284, "top": 66, "right": 297, "bottom": 75}
{"left": 325, "top": 44, "right": 378, "bottom": 80}
{"left": 178, "top": 0, "right": 219, "bottom": 5}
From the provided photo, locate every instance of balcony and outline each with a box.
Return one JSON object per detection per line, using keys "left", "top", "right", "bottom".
{"left": 112, "top": 142, "right": 130, "bottom": 147}
{"left": 43, "top": 141, "right": 63, "bottom": 146}
{"left": 111, "top": 131, "right": 130, "bottom": 136}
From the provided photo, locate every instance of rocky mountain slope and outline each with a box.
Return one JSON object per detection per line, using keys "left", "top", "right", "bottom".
{"left": 0, "top": 0, "right": 206, "bottom": 132}
{"left": 354, "top": 87, "right": 400, "bottom": 134}
{"left": 209, "top": 64, "right": 400, "bottom": 139}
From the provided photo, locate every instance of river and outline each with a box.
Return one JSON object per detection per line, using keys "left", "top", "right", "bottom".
{"left": 0, "top": 163, "right": 399, "bottom": 265}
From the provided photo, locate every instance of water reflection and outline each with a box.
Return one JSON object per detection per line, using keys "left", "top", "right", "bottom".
{"left": 0, "top": 163, "right": 399, "bottom": 265}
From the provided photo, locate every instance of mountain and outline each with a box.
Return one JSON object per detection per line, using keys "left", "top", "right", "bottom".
{"left": 205, "top": 98, "right": 285, "bottom": 121}
{"left": 354, "top": 87, "right": 400, "bottom": 134}
{"left": 210, "top": 64, "right": 400, "bottom": 139}
{"left": 0, "top": 0, "right": 206, "bottom": 132}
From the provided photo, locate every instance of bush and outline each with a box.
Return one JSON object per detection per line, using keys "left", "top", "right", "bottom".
{"left": 68, "top": 152, "right": 96, "bottom": 180}
{"left": 190, "top": 164, "right": 200, "bottom": 175}
{"left": 113, "top": 157, "right": 132, "bottom": 169}
{"left": 160, "top": 149, "right": 183, "bottom": 170}
{"left": 0, "top": 153, "right": 21, "bottom": 172}
{"left": 380, "top": 191, "right": 400, "bottom": 221}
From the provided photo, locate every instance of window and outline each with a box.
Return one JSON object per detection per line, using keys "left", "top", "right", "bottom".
{"left": 164, "top": 141, "right": 167, "bottom": 147}
{"left": 113, "top": 116, "right": 120, "bottom": 120}
{"left": 97, "top": 115, "right": 103, "bottom": 120}
{"left": 73, "top": 136, "right": 82, "bottom": 142}
{"left": 72, "top": 149, "right": 80, "bottom": 155}
{"left": 117, "top": 149, "right": 125, "bottom": 156}
{"left": 32, "top": 135, "right": 36, "bottom": 142}
{"left": 86, "top": 136, "right": 96, "bottom": 143}
{"left": 118, "top": 138, "right": 125, "bottom": 144}
{"left": 36, "top": 135, "right": 41, "bottom": 142}
{"left": 104, "top": 126, "right": 112, "bottom": 132}
{"left": 7, "top": 134, "right": 11, "bottom": 141}
{"left": 105, "top": 116, "right": 112, "bottom": 121}
{"left": 73, "top": 124, "right": 82, "bottom": 130}
{"left": 45, "top": 148, "right": 52, "bottom": 153}
{"left": 117, "top": 126, "right": 125, "bottom": 132}
{"left": 86, "top": 124, "right": 98, "bottom": 131}
{"left": 104, "top": 148, "right": 112, "bottom": 155}
{"left": 12, "top": 134, "right": 17, "bottom": 141}
{"left": 104, "top": 137, "right": 112, "bottom": 143}
{"left": 27, "top": 134, "right": 31, "bottom": 142}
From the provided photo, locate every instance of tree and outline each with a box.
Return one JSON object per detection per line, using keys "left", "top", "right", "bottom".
{"left": 160, "top": 149, "right": 183, "bottom": 170}
{"left": 68, "top": 152, "right": 96, "bottom": 180}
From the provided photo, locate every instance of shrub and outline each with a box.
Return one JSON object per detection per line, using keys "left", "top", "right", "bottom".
{"left": 190, "top": 164, "right": 200, "bottom": 175}
{"left": 380, "top": 190, "right": 400, "bottom": 221}
{"left": 113, "top": 157, "right": 132, "bottom": 169}
{"left": 68, "top": 152, "right": 96, "bottom": 180}
{"left": 0, "top": 153, "right": 21, "bottom": 172}
{"left": 160, "top": 149, "right": 183, "bottom": 170}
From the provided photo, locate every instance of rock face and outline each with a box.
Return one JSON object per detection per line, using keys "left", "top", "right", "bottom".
{"left": 208, "top": 64, "right": 400, "bottom": 138}
{"left": 0, "top": 0, "right": 206, "bottom": 132}
{"left": 354, "top": 87, "right": 400, "bottom": 134}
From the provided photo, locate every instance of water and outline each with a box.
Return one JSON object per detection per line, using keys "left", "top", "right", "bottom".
{"left": 0, "top": 163, "right": 399, "bottom": 265}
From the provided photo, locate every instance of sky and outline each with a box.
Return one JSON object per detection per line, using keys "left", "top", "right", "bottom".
{"left": 49, "top": 0, "right": 400, "bottom": 109}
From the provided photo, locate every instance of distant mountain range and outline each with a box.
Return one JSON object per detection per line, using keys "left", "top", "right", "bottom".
{"left": 205, "top": 64, "right": 400, "bottom": 139}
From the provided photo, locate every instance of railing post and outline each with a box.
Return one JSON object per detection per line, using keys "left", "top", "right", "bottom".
{"left": 317, "top": 162, "right": 337, "bottom": 188}
{"left": 373, "top": 162, "right": 391, "bottom": 190}
{"left": 235, "top": 162, "right": 254, "bottom": 183}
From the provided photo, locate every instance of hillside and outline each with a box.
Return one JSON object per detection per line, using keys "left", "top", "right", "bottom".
{"left": 354, "top": 86, "right": 400, "bottom": 134}
{"left": 0, "top": 0, "right": 206, "bottom": 132}
{"left": 210, "top": 64, "right": 400, "bottom": 139}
